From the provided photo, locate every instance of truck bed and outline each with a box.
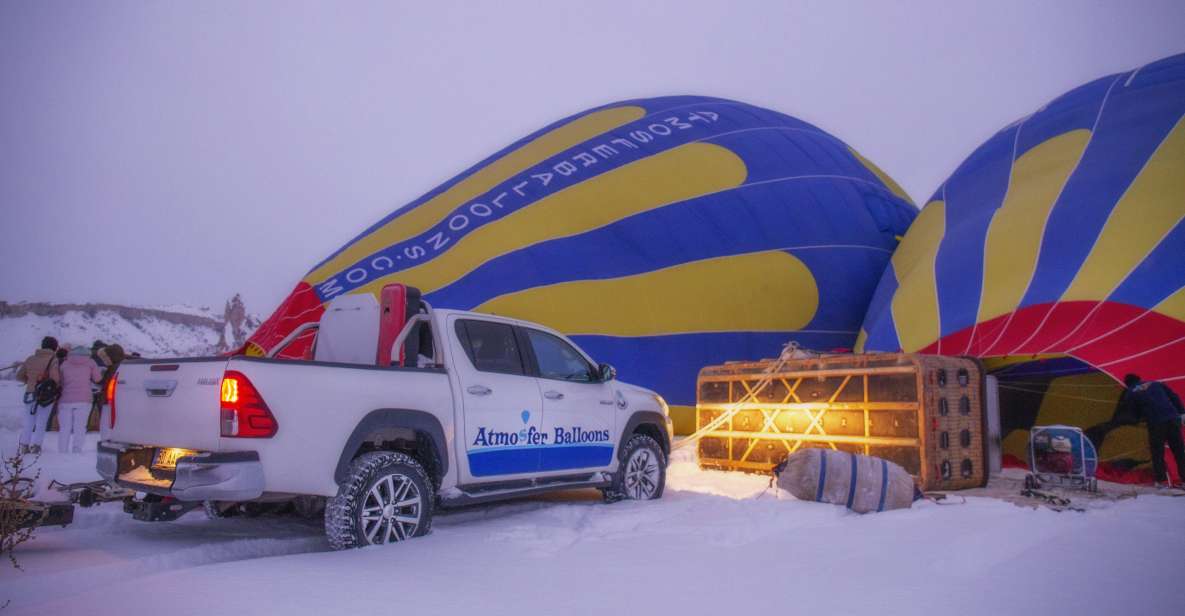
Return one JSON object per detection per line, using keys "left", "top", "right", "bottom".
{"left": 107, "top": 354, "right": 455, "bottom": 497}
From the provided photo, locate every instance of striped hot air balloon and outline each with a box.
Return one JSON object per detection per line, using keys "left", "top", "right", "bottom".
{"left": 859, "top": 53, "right": 1185, "bottom": 480}
{"left": 245, "top": 96, "right": 917, "bottom": 431}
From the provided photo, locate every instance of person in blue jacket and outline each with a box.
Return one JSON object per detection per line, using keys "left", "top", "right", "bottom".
{"left": 1121, "top": 374, "right": 1185, "bottom": 487}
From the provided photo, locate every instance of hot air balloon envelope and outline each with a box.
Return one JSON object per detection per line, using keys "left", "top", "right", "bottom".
{"left": 859, "top": 53, "right": 1185, "bottom": 482}
{"left": 246, "top": 96, "right": 917, "bottom": 431}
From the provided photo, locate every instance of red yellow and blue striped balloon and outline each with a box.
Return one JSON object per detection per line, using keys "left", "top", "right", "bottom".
{"left": 859, "top": 53, "right": 1185, "bottom": 399}
{"left": 246, "top": 96, "right": 917, "bottom": 425}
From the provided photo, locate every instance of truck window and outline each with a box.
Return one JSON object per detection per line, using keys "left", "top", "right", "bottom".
{"left": 415, "top": 322, "right": 435, "bottom": 367}
{"left": 455, "top": 320, "right": 525, "bottom": 375}
{"left": 402, "top": 321, "right": 436, "bottom": 368}
{"left": 525, "top": 329, "right": 595, "bottom": 382}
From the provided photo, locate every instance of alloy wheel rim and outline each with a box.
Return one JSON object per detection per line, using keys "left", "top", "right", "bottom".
{"left": 361, "top": 472, "right": 422, "bottom": 544}
{"left": 624, "top": 448, "right": 660, "bottom": 499}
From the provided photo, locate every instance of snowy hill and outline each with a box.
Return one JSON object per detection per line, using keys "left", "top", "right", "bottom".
{"left": 0, "top": 299, "right": 259, "bottom": 368}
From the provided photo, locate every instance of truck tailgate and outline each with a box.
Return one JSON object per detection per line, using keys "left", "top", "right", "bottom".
{"left": 109, "top": 358, "right": 228, "bottom": 452}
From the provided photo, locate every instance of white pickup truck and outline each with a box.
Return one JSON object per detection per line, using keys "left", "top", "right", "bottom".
{"left": 97, "top": 288, "right": 672, "bottom": 549}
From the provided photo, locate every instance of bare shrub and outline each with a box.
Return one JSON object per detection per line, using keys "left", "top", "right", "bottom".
{"left": 0, "top": 452, "right": 40, "bottom": 571}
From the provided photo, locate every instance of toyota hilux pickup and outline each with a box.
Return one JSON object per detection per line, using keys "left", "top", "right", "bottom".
{"left": 97, "top": 285, "right": 672, "bottom": 549}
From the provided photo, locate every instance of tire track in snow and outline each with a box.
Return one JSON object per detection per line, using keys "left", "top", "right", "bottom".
{"left": 1, "top": 510, "right": 328, "bottom": 612}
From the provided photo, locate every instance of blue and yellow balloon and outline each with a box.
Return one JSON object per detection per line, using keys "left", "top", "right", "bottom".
{"left": 247, "top": 96, "right": 917, "bottom": 431}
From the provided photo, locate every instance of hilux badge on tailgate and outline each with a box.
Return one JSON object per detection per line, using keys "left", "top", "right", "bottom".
{"left": 196, "top": 377, "right": 220, "bottom": 386}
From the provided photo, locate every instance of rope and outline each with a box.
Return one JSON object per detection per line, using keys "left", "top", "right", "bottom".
{"left": 672, "top": 340, "right": 812, "bottom": 451}
{"left": 1099, "top": 447, "right": 1147, "bottom": 462}
{"left": 994, "top": 380, "right": 1122, "bottom": 388}
{"left": 996, "top": 384, "right": 1121, "bottom": 404}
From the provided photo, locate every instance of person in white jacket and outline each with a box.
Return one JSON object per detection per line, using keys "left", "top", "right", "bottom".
{"left": 56, "top": 345, "right": 102, "bottom": 453}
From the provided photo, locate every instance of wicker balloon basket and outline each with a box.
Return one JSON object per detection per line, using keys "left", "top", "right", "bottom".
{"left": 696, "top": 353, "right": 988, "bottom": 491}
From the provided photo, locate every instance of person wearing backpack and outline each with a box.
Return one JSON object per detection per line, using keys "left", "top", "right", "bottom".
{"left": 15, "top": 336, "right": 62, "bottom": 455}
{"left": 57, "top": 344, "right": 102, "bottom": 453}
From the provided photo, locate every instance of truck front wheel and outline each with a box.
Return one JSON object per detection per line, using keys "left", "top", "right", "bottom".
{"left": 326, "top": 452, "right": 434, "bottom": 550}
{"left": 603, "top": 434, "right": 667, "bottom": 502}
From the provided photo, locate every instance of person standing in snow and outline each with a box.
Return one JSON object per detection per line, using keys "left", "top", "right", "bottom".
{"left": 87, "top": 340, "right": 108, "bottom": 430}
{"left": 95, "top": 343, "right": 126, "bottom": 388}
{"left": 1120, "top": 374, "right": 1185, "bottom": 487}
{"left": 58, "top": 344, "right": 102, "bottom": 453}
{"left": 15, "top": 336, "right": 62, "bottom": 455}
{"left": 93, "top": 343, "right": 126, "bottom": 437}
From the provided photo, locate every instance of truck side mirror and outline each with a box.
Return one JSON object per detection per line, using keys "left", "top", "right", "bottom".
{"left": 598, "top": 363, "right": 616, "bottom": 382}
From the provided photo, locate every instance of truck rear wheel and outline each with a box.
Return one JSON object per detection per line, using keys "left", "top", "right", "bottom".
{"left": 326, "top": 452, "right": 434, "bottom": 550}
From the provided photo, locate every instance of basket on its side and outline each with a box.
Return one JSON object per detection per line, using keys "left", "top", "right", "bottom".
{"left": 696, "top": 352, "right": 988, "bottom": 491}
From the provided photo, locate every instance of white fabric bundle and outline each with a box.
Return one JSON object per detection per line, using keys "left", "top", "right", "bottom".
{"left": 775, "top": 449, "right": 917, "bottom": 513}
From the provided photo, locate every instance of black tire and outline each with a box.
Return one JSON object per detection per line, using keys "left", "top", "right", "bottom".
{"left": 603, "top": 434, "right": 666, "bottom": 502}
{"left": 325, "top": 451, "right": 434, "bottom": 550}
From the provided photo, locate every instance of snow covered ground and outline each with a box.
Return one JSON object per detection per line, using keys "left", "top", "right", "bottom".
{"left": 2, "top": 381, "right": 1182, "bottom": 616}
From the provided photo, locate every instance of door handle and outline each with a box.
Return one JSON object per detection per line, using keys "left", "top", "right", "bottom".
{"left": 599, "top": 400, "right": 615, "bottom": 405}
{"left": 543, "top": 390, "right": 565, "bottom": 400}
{"left": 144, "top": 379, "right": 178, "bottom": 397}
{"left": 467, "top": 385, "right": 492, "bottom": 396}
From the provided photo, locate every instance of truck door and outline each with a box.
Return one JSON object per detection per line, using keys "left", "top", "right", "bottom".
{"left": 451, "top": 318, "right": 545, "bottom": 482}
{"left": 520, "top": 327, "right": 616, "bottom": 474}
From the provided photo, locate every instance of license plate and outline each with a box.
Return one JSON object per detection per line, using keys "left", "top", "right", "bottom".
{"left": 153, "top": 448, "right": 196, "bottom": 470}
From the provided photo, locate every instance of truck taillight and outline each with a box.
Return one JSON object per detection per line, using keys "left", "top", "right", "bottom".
{"left": 220, "top": 371, "right": 277, "bottom": 438}
{"left": 106, "top": 372, "right": 118, "bottom": 429}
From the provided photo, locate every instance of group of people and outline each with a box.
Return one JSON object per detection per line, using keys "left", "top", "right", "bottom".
{"left": 15, "top": 336, "right": 127, "bottom": 455}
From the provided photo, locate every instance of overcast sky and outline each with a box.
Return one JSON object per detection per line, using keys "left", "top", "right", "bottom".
{"left": 2, "top": 1, "right": 1183, "bottom": 315}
